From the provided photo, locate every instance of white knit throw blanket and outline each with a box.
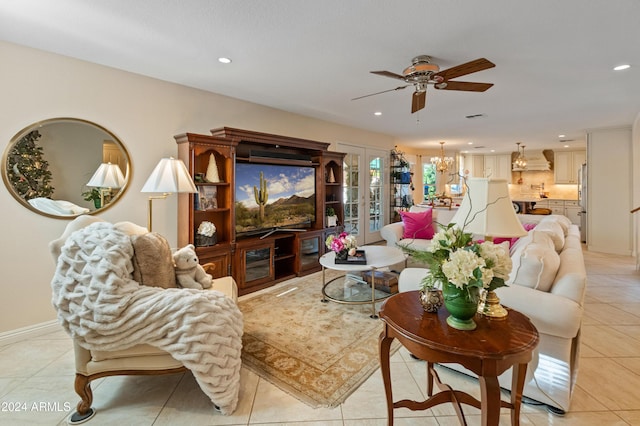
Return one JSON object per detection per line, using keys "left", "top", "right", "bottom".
{"left": 51, "top": 222, "right": 243, "bottom": 414}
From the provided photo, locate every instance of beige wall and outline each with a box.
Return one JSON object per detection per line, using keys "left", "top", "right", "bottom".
{"left": 0, "top": 41, "right": 396, "bottom": 333}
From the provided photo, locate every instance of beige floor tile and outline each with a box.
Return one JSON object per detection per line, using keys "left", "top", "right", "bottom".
{"left": 85, "top": 374, "right": 183, "bottom": 425}
{"left": 0, "top": 339, "right": 73, "bottom": 378}
{"left": 0, "top": 375, "right": 76, "bottom": 425}
{"left": 581, "top": 325, "right": 640, "bottom": 357}
{"left": 577, "top": 358, "right": 640, "bottom": 410}
{"left": 578, "top": 343, "right": 604, "bottom": 358}
{"left": 247, "top": 377, "right": 342, "bottom": 424}
{"left": 251, "top": 421, "right": 344, "bottom": 426}
{"left": 527, "top": 411, "right": 629, "bottom": 425}
{"left": 566, "top": 384, "right": 608, "bottom": 412}
{"left": 343, "top": 417, "right": 440, "bottom": 425}
{"left": 155, "top": 369, "right": 256, "bottom": 426}
{"left": 613, "top": 357, "right": 640, "bottom": 375}
{"left": 616, "top": 302, "right": 640, "bottom": 318}
{"left": 583, "top": 303, "right": 640, "bottom": 325}
{"left": 615, "top": 410, "right": 640, "bottom": 425}
{"left": 341, "top": 362, "right": 431, "bottom": 420}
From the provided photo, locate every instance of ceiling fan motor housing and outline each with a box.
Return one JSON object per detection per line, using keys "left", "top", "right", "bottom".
{"left": 403, "top": 55, "right": 441, "bottom": 84}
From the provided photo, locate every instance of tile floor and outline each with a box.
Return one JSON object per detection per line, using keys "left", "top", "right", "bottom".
{"left": 1, "top": 249, "right": 639, "bottom": 425}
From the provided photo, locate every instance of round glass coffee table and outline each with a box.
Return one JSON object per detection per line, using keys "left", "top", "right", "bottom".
{"left": 320, "top": 246, "right": 407, "bottom": 318}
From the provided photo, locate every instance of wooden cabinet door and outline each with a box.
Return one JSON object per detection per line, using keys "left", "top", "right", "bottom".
{"left": 200, "top": 250, "right": 230, "bottom": 278}
{"left": 235, "top": 240, "right": 274, "bottom": 292}
{"left": 297, "top": 231, "right": 323, "bottom": 274}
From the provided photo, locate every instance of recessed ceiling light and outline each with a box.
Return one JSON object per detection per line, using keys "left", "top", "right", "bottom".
{"left": 468, "top": 142, "right": 473, "bottom": 145}
{"left": 614, "top": 64, "right": 630, "bottom": 71}
{"left": 218, "top": 57, "right": 232, "bottom": 64}
{"left": 558, "top": 134, "right": 565, "bottom": 138}
{"left": 490, "top": 149, "right": 495, "bottom": 152}
{"left": 374, "top": 111, "right": 382, "bottom": 116}
{"left": 564, "top": 145, "right": 570, "bottom": 148}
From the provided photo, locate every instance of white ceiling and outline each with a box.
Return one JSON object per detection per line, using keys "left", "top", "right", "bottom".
{"left": 1, "top": 0, "right": 639, "bottom": 154}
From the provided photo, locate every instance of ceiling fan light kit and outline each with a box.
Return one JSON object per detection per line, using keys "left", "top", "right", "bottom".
{"left": 355, "top": 55, "right": 495, "bottom": 113}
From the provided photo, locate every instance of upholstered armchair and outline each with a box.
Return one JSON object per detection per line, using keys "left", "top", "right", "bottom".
{"left": 49, "top": 216, "right": 242, "bottom": 424}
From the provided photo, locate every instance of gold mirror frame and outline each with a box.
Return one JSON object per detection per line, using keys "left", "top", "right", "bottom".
{"left": 2, "top": 118, "right": 131, "bottom": 219}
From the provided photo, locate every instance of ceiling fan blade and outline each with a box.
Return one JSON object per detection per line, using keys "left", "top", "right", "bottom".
{"left": 371, "top": 70, "right": 406, "bottom": 80}
{"left": 351, "top": 85, "right": 409, "bottom": 101}
{"left": 435, "top": 81, "right": 494, "bottom": 92}
{"left": 411, "top": 91, "right": 426, "bottom": 113}
{"left": 434, "top": 58, "right": 495, "bottom": 81}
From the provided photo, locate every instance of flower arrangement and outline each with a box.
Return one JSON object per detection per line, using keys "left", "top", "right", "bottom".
{"left": 402, "top": 224, "right": 512, "bottom": 294}
{"left": 197, "top": 221, "right": 216, "bottom": 237}
{"left": 195, "top": 221, "right": 217, "bottom": 247}
{"left": 325, "top": 232, "right": 357, "bottom": 256}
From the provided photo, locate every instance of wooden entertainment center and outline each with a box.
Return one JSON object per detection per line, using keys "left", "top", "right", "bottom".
{"left": 175, "top": 127, "right": 345, "bottom": 295}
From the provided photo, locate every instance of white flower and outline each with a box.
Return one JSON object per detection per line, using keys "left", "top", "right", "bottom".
{"left": 197, "top": 221, "right": 216, "bottom": 237}
{"left": 478, "top": 241, "right": 512, "bottom": 281}
{"left": 442, "top": 249, "right": 485, "bottom": 289}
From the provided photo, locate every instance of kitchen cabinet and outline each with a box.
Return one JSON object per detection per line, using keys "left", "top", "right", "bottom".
{"left": 463, "top": 154, "right": 511, "bottom": 182}
{"left": 483, "top": 154, "right": 512, "bottom": 182}
{"left": 554, "top": 150, "right": 586, "bottom": 184}
{"left": 563, "top": 200, "right": 581, "bottom": 226}
{"left": 533, "top": 199, "right": 581, "bottom": 226}
{"left": 462, "top": 154, "right": 484, "bottom": 178}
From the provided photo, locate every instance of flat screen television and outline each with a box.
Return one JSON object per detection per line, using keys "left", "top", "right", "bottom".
{"left": 235, "top": 162, "right": 316, "bottom": 237}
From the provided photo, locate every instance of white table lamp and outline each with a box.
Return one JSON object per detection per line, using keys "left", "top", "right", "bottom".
{"left": 141, "top": 157, "right": 197, "bottom": 232}
{"left": 86, "top": 162, "right": 126, "bottom": 208}
{"left": 450, "top": 178, "right": 527, "bottom": 318}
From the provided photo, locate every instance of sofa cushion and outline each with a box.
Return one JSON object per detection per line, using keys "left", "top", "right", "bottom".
{"left": 541, "top": 214, "right": 572, "bottom": 236}
{"left": 533, "top": 219, "right": 565, "bottom": 252}
{"left": 131, "top": 232, "right": 177, "bottom": 288}
{"left": 400, "top": 208, "right": 435, "bottom": 240}
{"left": 508, "top": 231, "right": 560, "bottom": 292}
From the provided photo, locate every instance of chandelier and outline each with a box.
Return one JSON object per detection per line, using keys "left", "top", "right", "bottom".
{"left": 431, "top": 141, "right": 454, "bottom": 173}
{"left": 514, "top": 142, "right": 527, "bottom": 169}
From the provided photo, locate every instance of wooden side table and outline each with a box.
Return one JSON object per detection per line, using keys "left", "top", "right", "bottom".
{"left": 379, "top": 291, "right": 539, "bottom": 426}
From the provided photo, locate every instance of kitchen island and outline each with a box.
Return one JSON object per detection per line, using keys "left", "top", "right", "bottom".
{"left": 512, "top": 198, "right": 580, "bottom": 225}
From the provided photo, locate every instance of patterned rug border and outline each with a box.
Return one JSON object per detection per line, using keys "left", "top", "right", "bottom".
{"left": 238, "top": 271, "right": 400, "bottom": 408}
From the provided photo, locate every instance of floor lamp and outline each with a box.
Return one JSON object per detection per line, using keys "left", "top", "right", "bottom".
{"left": 449, "top": 178, "right": 527, "bottom": 318}
{"left": 86, "top": 162, "right": 126, "bottom": 208}
{"left": 141, "top": 157, "right": 197, "bottom": 232}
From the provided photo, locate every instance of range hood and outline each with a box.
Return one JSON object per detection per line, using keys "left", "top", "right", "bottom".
{"left": 512, "top": 150, "right": 551, "bottom": 171}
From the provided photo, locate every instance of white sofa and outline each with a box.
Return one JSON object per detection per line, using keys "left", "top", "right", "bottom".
{"left": 384, "top": 208, "right": 587, "bottom": 414}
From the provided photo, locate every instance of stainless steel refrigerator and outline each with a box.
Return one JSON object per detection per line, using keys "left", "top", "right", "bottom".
{"left": 578, "top": 163, "right": 587, "bottom": 243}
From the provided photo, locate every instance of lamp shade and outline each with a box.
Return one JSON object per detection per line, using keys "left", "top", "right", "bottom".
{"left": 141, "top": 157, "right": 197, "bottom": 194}
{"left": 86, "top": 162, "right": 126, "bottom": 188}
{"left": 450, "top": 178, "right": 526, "bottom": 238}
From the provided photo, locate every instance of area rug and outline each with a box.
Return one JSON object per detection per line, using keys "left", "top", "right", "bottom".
{"left": 238, "top": 269, "right": 400, "bottom": 408}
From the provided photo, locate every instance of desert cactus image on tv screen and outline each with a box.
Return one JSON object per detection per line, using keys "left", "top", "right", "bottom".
{"left": 235, "top": 163, "right": 315, "bottom": 236}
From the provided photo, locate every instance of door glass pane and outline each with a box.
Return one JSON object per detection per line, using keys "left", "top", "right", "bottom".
{"left": 343, "top": 153, "right": 359, "bottom": 235}
{"left": 423, "top": 163, "right": 436, "bottom": 202}
{"left": 245, "top": 247, "right": 271, "bottom": 282}
{"left": 369, "top": 157, "right": 383, "bottom": 232}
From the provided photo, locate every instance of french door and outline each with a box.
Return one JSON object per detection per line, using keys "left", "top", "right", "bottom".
{"left": 337, "top": 144, "right": 387, "bottom": 246}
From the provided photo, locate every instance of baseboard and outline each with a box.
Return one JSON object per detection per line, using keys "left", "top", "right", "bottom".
{"left": 0, "top": 320, "right": 60, "bottom": 346}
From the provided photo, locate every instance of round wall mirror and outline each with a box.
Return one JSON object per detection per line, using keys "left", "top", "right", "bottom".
{"left": 2, "top": 118, "right": 131, "bottom": 219}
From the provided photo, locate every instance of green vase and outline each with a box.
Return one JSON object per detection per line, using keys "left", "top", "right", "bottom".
{"left": 442, "top": 281, "right": 480, "bottom": 330}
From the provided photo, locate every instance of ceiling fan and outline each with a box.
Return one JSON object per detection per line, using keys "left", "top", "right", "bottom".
{"left": 353, "top": 55, "right": 495, "bottom": 113}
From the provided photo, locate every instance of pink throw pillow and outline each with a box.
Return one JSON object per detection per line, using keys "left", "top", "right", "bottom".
{"left": 400, "top": 209, "right": 435, "bottom": 240}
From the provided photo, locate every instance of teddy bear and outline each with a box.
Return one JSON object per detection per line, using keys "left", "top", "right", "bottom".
{"left": 173, "top": 244, "right": 213, "bottom": 290}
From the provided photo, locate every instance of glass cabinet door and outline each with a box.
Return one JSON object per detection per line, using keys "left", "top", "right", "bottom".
{"left": 244, "top": 246, "right": 273, "bottom": 283}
